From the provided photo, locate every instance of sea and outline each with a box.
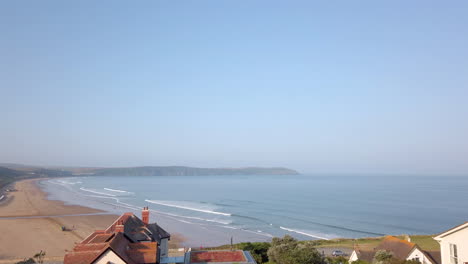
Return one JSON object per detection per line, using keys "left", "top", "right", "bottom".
{"left": 39, "top": 174, "right": 468, "bottom": 246}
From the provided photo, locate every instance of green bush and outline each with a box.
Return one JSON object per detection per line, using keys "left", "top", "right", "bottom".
{"left": 267, "top": 235, "right": 325, "bottom": 264}
{"left": 351, "top": 260, "right": 371, "bottom": 264}
{"left": 238, "top": 242, "right": 271, "bottom": 264}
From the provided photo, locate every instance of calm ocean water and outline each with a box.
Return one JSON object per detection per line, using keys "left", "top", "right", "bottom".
{"left": 41, "top": 175, "right": 468, "bottom": 242}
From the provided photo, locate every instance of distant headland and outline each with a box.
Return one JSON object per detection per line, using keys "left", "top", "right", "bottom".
{"left": 0, "top": 164, "right": 300, "bottom": 188}
{"left": 88, "top": 166, "right": 300, "bottom": 176}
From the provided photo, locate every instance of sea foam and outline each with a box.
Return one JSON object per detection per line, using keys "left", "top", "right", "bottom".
{"left": 104, "top": 188, "right": 132, "bottom": 194}
{"left": 80, "top": 187, "right": 117, "bottom": 197}
{"left": 280, "top": 226, "right": 329, "bottom": 240}
{"left": 145, "top": 199, "right": 231, "bottom": 216}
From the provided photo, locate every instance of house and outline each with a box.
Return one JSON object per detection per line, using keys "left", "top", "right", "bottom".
{"left": 63, "top": 232, "right": 158, "bottom": 264}
{"left": 433, "top": 222, "right": 468, "bottom": 264}
{"left": 349, "top": 248, "right": 376, "bottom": 263}
{"left": 349, "top": 236, "right": 440, "bottom": 264}
{"left": 64, "top": 207, "right": 170, "bottom": 264}
{"left": 64, "top": 207, "right": 257, "bottom": 264}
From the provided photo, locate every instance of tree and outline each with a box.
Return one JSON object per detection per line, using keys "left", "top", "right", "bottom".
{"left": 267, "top": 235, "right": 325, "bottom": 264}
{"left": 374, "top": 250, "right": 393, "bottom": 264}
{"left": 239, "top": 242, "right": 271, "bottom": 264}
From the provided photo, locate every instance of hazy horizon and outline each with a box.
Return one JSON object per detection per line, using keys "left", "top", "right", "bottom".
{"left": 2, "top": 1, "right": 468, "bottom": 175}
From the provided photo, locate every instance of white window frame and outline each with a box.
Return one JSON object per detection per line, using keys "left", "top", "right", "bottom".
{"left": 450, "top": 243, "right": 458, "bottom": 264}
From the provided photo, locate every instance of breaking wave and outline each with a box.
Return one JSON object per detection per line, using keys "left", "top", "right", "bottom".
{"left": 276, "top": 214, "right": 385, "bottom": 237}
{"left": 48, "top": 180, "right": 75, "bottom": 187}
{"left": 104, "top": 188, "right": 132, "bottom": 194}
{"left": 145, "top": 200, "right": 231, "bottom": 216}
{"left": 79, "top": 187, "right": 117, "bottom": 197}
{"left": 280, "top": 226, "right": 330, "bottom": 240}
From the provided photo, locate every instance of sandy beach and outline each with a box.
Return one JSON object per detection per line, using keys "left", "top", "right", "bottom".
{"left": 0, "top": 179, "right": 119, "bottom": 263}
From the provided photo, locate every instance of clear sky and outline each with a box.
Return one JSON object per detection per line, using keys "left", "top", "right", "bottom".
{"left": 1, "top": 1, "right": 467, "bottom": 174}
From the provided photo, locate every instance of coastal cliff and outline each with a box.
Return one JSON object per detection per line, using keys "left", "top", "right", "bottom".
{"left": 90, "top": 166, "right": 299, "bottom": 176}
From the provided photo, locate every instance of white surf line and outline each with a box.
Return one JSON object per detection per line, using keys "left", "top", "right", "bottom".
{"left": 48, "top": 180, "right": 68, "bottom": 186}
{"left": 80, "top": 187, "right": 117, "bottom": 197}
{"left": 280, "top": 226, "right": 329, "bottom": 240}
{"left": 57, "top": 180, "right": 81, "bottom": 185}
{"left": 82, "top": 195, "right": 199, "bottom": 227}
{"left": 146, "top": 207, "right": 231, "bottom": 225}
{"left": 80, "top": 194, "right": 142, "bottom": 212}
{"left": 104, "top": 188, "right": 131, "bottom": 193}
{"left": 145, "top": 200, "right": 231, "bottom": 216}
{"left": 179, "top": 215, "right": 231, "bottom": 225}
{"left": 0, "top": 195, "right": 4, "bottom": 201}
{"left": 146, "top": 208, "right": 200, "bottom": 226}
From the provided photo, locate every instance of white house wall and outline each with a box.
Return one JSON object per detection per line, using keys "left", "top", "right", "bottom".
{"left": 437, "top": 226, "right": 468, "bottom": 264}
{"left": 349, "top": 250, "right": 359, "bottom": 264}
{"left": 93, "top": 249, "right": 127, "bottom": 264}
{"left": 407, "top": 247, "right": 433, "bottom": 264}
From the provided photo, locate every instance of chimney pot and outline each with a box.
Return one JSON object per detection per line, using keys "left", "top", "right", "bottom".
{"left": 142, "top": 206, "right": 150, "bottom": 225}
{"left": 115, "top": 221, "right": 125, "bottom": 233}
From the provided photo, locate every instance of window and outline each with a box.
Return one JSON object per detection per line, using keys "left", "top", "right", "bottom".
{"left": 412, "top": 257, "right": 420, "bottom": 263}
{"left": 450, "top": 243, "right": 458, "bottom": 264}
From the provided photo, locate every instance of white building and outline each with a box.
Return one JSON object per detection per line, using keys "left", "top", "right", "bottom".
{"left": 349, "top": 236, "right": 440, "bottom": 264}
{"left": 434, "top": 222, "right": 468, "bottom": 264}
{"left": 407, "top": 246, "right": 440, "bottom": 264}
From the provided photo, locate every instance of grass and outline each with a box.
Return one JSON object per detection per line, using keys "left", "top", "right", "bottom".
{"left": 209, "top": 235, "right": 439, "bottom": 252}
{"left": 312, "top": 237, "right": 383, "bottom": 250}
{"left": 310, "top": 235, "right": 439, "bottom": 251}
{"left": 404, "top": 235, "right": 439, "bottom": 251}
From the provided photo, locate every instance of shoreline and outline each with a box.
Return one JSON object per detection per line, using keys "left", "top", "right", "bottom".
{"left": 0, "top": 180, "right": 18, "bottom": 207}
{"left": 42, "top": 177, "right": 273, "bottom": 247}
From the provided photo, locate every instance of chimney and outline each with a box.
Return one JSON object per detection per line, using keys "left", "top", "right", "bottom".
{"left": 115, "top": 220, "right": 124, "bottom": 233}
{"left": 142, "top": 206, "right": 150, "bottom": 225}
{"left": 405, "top": 234, "right": 411, "bottom": 242}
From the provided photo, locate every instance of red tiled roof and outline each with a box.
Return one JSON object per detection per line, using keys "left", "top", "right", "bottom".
{"left": 375, "top": 236, "right": 416, "bottom": 260}
{"left": 64, "top": 230, "right": 157, "bottom": 264}
{"left": 190, "top": 251, "right": 247, "bottom": 263}
{"left": 105, "top": 213, "right": 133, "bottom": 233}
{"left": 81, "top": 230, "right": 106, "bottom": 244}
{"left": 64, "top": 251, "right": 102, "bottom": 264}
{"left": 88, "top": 233, "right": 114, "bottom": 243}
{"left": 356, "top": 249, "right": 376, "bottom": 263}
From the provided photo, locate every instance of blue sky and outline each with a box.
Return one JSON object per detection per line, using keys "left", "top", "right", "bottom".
{"left": 1, "top": 1, "right": 467, "bottom": 174}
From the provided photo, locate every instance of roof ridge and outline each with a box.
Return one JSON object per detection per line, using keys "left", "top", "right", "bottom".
{"left": 434, "top": 221, "right": 468, "bottom": 239}
{"left": 384, "top": 235, "right": 416, "bottom": 247}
